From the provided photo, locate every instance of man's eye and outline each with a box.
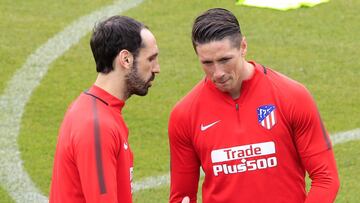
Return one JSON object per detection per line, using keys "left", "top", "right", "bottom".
{"left": 202, "top": 61, "right": 212, "bottom": 65}
{"left": 220, "top": 58, "right": 230, "bottom": 63}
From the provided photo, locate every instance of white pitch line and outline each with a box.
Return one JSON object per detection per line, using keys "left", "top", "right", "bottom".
{"left": 132, "top": 128, "right": 360, "bottom": 192}
{"left": 134, "top": 173, "right": 170, "bottom": 192}
{"left": 0, "top": 0, "right": 143, "bottom": 202}
{"left": 331, "top": 128, "right": 360, "bottom": 145}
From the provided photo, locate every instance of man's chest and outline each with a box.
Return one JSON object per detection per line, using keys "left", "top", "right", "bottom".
{"left": 191, "top": 98, "right": 295, "bottom": 177}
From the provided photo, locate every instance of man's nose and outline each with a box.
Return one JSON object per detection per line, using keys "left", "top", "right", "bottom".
{"left": 152, "top": 62, "right": 160, "bottom": 74}
{"left": 213, "top": 64, "right": 224, "bottom": 80}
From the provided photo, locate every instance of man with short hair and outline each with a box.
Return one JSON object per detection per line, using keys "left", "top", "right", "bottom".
{"left": 50, "top": 15, "right": 160, "bottom": 203}
{"left": 169, "top": 8, "right": 339, "bottom": 203}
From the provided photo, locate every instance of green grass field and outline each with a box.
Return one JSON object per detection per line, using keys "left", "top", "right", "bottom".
{"left": 1, "top": 0, "right": 359, "bottom": 202}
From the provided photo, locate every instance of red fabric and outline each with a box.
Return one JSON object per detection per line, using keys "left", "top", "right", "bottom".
{"left": 304, "top": 149, "right": 340, "bottom": 203}
{"left": 168, "top": 61, "right": 339, "bottom": 203}
{"left": 50, "top": 85, "right": 133, "bottom": 203}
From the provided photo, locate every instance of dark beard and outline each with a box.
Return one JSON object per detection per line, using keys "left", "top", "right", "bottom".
{"left": 125, "top": 61, "right": 154, "bottom": 97}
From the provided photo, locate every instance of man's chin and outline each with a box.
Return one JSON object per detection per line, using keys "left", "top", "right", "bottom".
{"left": 134, "top": 87, "right": 149, "bottom": 96}
{"left": 215, "top": 85, "right": 227, "bottom": 92}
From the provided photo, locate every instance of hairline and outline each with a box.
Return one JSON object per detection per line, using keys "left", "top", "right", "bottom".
{"left": 193, "top": 34, "right": 242, "bottom": 53}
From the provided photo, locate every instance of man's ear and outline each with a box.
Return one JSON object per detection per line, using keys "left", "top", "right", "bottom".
{"left": 117, "top": 49, "right": 134, "bottom": 70}
{"left": 240, "top": 36, "right": 247, "bottom": 57}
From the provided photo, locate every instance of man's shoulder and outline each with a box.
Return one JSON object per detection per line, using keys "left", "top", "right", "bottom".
{"left": 262, "top": 66, "right": 315, "bottom": 113}
{"left": 66, "top": 93, "right": 93, "bottom": 117}
{"left": 65, "top": 93, "right": 115, "bottom": 126}
{"left": 265, "top": 67, "right": 308, "bottom": 95}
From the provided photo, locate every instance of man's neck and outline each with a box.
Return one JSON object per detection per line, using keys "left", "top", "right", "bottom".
{"left": 229, "top": 61, "right": 255, "bottom": 99}
{"left": 94, "top": 73, "right": 128, "bottom": 101}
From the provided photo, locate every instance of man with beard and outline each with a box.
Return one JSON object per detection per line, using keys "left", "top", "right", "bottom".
{"left": 50, "top": 16, "right": 160, "bottom": 203}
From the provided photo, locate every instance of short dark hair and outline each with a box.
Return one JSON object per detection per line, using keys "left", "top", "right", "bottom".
{"left": 192, "top": 8, "right": 242, "bottom": 51}
{"left": 90, "top": 16, "right": 146, "bottom": 73}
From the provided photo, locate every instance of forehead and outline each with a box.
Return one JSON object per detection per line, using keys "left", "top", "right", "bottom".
{"left": 196, "top": 38, "right": 238, "bottom": 59}
{"left": 139, "top": 29, "right": 158, "bottom": 55}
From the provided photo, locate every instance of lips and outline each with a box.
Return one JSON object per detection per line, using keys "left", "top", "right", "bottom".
{"left": 215, "top": 78, "right": 229, "bottom": 85}
{"left": 147, "top": 73, "right": 155, "bottom": 86}
{"left": 149, "top": 73, "right": 155, "bottom": 82}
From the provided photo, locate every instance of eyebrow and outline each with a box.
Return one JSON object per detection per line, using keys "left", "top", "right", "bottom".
{"left": 201, "top": 56, "right": 233, "bottom": 64}
{"left": 148, "top": 52, "right": 158, "bottom": 60}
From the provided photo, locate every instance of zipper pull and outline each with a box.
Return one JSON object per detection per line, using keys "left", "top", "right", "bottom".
{"left": 236, "top": 103, "right": 239, "bottom": 111}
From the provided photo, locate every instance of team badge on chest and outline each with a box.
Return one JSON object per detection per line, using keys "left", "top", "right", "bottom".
{"left": 257, "top": 104, "right": 276, "bottom": 130}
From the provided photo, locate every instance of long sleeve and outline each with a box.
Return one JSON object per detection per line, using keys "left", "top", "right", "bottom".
{"left": 303, "top": 149, "right": 340, "bottom": 203}
{"left": 73, "top": 118, "right": 121, "bottom": 203}
{"left": 168, "top": 107, "right": 201, "bottom": 203}
{"left": 288, "top": 84, "right": 340, "bottom": 202}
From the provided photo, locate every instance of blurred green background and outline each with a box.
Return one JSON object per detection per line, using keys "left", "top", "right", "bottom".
{"left": 0, "top": 0, "right": 359, "bottom": 202}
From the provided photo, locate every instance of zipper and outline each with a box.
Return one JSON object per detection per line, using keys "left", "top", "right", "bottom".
{"left": 235, "top": 103, "right": 240, "bottom": 123}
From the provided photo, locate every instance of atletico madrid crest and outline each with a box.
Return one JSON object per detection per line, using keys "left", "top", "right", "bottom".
{"left": 257, "top": 104, "right": 276, "bottom": 130}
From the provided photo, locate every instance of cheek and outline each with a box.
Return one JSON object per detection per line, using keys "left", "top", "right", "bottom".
{"left": 227, "top": 62, "right": 239, "bottom": 76}
{"left": 136, "top": 61, "right": 150, "bottom": 76}
{"left": 202, "top": 65, "right": 215, "bottom": 77}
